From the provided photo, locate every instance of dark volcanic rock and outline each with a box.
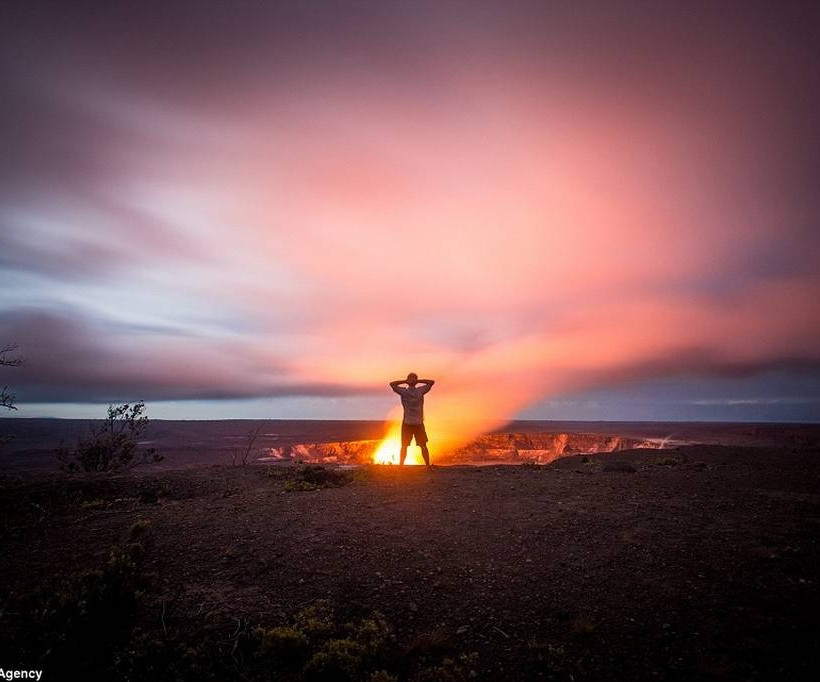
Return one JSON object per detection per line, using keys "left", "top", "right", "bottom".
{"left": 602, "top": 460, "right": 637, "bottom": 473}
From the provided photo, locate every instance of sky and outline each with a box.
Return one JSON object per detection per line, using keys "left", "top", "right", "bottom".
{"left": 1, "top": 0, "right": 819, "bottom": 425}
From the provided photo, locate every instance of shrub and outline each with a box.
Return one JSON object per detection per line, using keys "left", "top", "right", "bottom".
{"left": 344, "top": 612, "right": 390, "bottom": 657}
{"left": 369, "top": 672, "right": 399, "bottom": 682}
{"left": 255, "top": 626, "right": 309, "bottom": 663}
{"left": 248, "top": 602, "right": 402, "bottom": 681}
{"left": 81, "top": 498, "right": 106, "bottom": 510}
{"left": 294, "top": 600, "right": 336, "bottom": 641}
{"left": 285, "top": 479, "right": 322, "bottom": 492}
{"left": 57, "top": 401, "right": 163, "bottom": 472}
{"left": 285, "top": 465, "right": 353, "bottom": 492}
{"left": 411, "top": 652, "right": 480, "bottom": 682}
{"left": 303, "top": 637, "right": 366, "bottom": 681}
{"left": 8, "top": 538, "right": 149, "bottom": 674}
{"left": 406, "top": 628, "right": 453, "bottom": 661}
{"left": 116, "top": 631, "right": 221, "bottom": 682}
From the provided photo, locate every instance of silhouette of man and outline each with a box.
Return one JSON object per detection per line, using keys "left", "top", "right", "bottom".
{"left": 389, "top": 373, "right": 435, "bottom": 468}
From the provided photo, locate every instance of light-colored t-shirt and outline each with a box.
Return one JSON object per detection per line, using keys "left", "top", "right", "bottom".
{"left": 393, "top": 384, "right": 431, "bottom": 425}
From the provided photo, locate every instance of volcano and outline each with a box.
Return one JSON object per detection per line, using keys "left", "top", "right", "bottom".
{"left": 262, "top": 430, "right": 666, "bottom": 466}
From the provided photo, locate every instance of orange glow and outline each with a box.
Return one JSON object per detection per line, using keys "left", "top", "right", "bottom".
{"left": 372, "top": 427, "right": 428, "bottom": 465}
{"left": 371, "top": 396, "right": 514, "bottom": 466}
{"left": 372, "top": 411, "right": 427, "bottom": 465}
{"left": 371, "top": 434, "right": 399, "bottom": 464}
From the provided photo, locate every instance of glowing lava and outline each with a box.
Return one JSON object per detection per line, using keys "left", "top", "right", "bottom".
{"left": 372, "top": 423, "right": 426, "bottom": 465}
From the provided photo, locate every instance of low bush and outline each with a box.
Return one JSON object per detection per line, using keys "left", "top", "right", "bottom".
{"left": 411, "top": 652, "right": 480, "bottom": 682}
{"left": 81, "top": 498, "right": 107, "bottom": 510}
{"left": 285, "top": 465, "right": 353, "bottom": 492}
{"left": 56, "top": 401, "right": 163, "bottom": 473}
{"left": 2, "top": 530, "right": 480, "bottom": 681}
{"left": 249, "top": 600, "right": 478, "bottom": 681}
{"left": 4, "top": 538, "right": 148, "bottom": 675}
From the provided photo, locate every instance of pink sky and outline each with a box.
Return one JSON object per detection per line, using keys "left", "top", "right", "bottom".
{"left": 1, "top": 1, "right": 818, "bottom": 425}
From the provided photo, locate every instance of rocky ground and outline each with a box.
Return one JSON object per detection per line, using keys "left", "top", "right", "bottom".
{"left": 1, "top": 444, "right": 819, "bottom": 680}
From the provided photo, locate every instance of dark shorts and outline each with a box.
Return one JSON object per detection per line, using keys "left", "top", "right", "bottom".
{"left": 401, "top": 422, "right": 428, "bottom": 447}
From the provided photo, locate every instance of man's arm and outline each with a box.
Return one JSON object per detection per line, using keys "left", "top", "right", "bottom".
{"left": 417, "top": 379, "right": 435, "bottom": 393}
{"left": 389, "top": 379, "right": 407, "bottom": 394}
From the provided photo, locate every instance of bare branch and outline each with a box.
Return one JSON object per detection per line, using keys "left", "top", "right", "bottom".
{"left": 1, "top": 343, "right": 22, "bottom": 411}
{"left": 241, "top": 420, "right": 267, "bottom": 465}
{"left": 0, "top": 344, "right": 23, "bottom": 367}
{"left": 1, "top": 386, "right": 16, "bottom": 411}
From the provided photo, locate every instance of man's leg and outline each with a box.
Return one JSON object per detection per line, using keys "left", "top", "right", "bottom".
{"left": 399, "top": 423, "right": 410, "bottom": 465}
{"left": 417, "top": 424, "right": 431, "bottom": 468}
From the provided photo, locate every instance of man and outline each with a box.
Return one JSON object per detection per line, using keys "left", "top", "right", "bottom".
{"left": 389, "top": 373, "right": 435, "bottom": 468}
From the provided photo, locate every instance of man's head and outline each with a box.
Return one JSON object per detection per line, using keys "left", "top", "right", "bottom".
{"left": 406, "top": 372, "right": 418, "bottom": 386}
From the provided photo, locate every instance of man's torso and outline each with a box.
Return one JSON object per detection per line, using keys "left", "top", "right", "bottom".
{"left": 398, "top": 386, "right": 426, "bottom": 424}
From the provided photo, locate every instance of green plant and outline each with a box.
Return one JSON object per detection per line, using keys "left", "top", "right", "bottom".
{"left": 56, "top": 401, "right": 163, "bottom": 472}
{"left": 369, "top": 671, "right": 399, "bottom": 682}
{"left": 294, "top": 600, "right": 336, "bottom": 641}
{"left": 285, "top": 479, "right": 322, "bottom": 492}
{"left": 285, "top": 465, "right": 353, "bottom": 492}
{"left": 248, "top": 602, "right": 402, "bottom": 680}
{"left": 411, "top": 652, "right": 480, "bottom": 682}
{"left": 81, "top": 498, "right": 106, "bottom": 510}
{"left": 255, "top": 626, "right": 310, "bottom": 663}
{"left": 7, "top": 538, "right": 149, "bottom": 675}
{"left": 344, "top": 612, "right": 390, "bottom": 656}
{"left": 303, "top": 637, "right": 366, "bottom": 681}
{"left": 116, "top": 630, "right": 222, "bottom": 682}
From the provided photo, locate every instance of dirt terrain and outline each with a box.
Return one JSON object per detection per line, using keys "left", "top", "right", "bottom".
{"left": 3, "top": 418, "right": 819, "bottom": 471}
{"left": 1, "top": 442, "right": 819, "bottom": 680}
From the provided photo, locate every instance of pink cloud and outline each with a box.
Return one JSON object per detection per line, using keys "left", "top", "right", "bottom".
{"left": 1, "top": 2, "right": 818, "bottom": 433}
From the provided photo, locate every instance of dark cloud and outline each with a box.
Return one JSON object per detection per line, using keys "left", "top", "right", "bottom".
{"left": 524, "top": 368, "right": 820, "bottom": 422}
{"left": 0, "top": 229, "right": 125, "bottom": 279}
{"left": 0, "top": 308, "right": 375, "bottom": 403}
